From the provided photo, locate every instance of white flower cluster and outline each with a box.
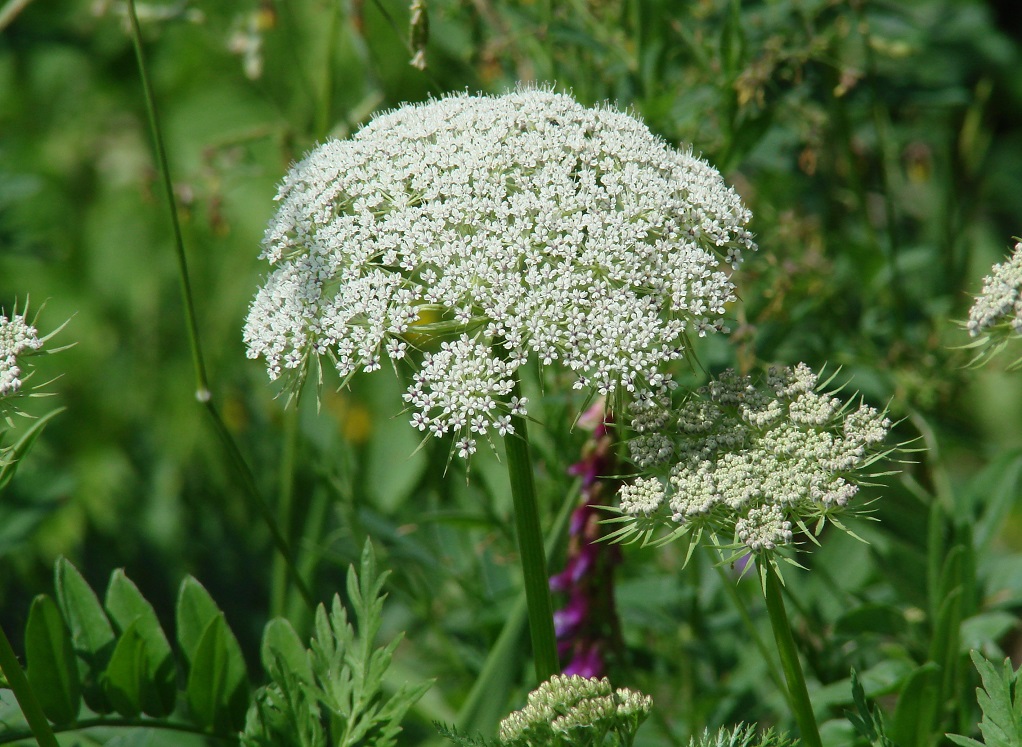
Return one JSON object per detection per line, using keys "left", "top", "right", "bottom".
{"left": 966, "top": 242, "right": 1022, "bottom": 369}
{"left": 244, "top": 89, "right": 754, "bottom": 455}
{"left": 497, "top": 674, "right": 652, "bottom": 746}
{"left": 1, "top": 309, "right": 43, "bottom": 398}
{"left": 616, "top": 364, "right": 892, "bottom": 555}
{"left": 968, "top": 242, "right": 1022, "bottom": 338}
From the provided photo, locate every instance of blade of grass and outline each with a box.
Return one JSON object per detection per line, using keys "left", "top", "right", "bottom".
{"left": 124, "top": 0, "right": 314, "bottom": 610}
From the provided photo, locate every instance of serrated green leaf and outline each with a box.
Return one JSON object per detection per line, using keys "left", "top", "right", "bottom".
{"left": 54, "top": 556, "right": 115, "bottom": 713}
{"left": 260, "top": 618, "right": 312, "bottom": 684}
{"left": 186, "top": 614, "right": 249, "bottom": 733}
{"left": 176, "top": 576, "right": 220, "bottom": 674}
{"left": 25, "top": 593, "right": 81, "bottom": 726}
{"left": 947, "top": 735, "right": 985, "bottom": 747}
{"left": 104, "top": 571, "right": 176, "bottom": 716}
{"left": 969, "top": 650, "right": 1022, "bottom": 747}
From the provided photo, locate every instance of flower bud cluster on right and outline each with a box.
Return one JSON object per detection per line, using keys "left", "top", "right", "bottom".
{"left": 612, "top": 363, "right": 893, "bottom": 557}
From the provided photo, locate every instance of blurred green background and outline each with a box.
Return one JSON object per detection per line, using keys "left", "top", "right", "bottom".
{"left": 3, "top": 0, "right": 1022, "bottom": 743}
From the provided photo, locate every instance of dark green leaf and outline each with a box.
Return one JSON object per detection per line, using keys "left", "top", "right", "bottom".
{"left": 104, "top": 570, "right": 176, "bottom": 716}
{"left": 835, "top": 603, "right": 908, "bottom": 638}
{"left": 101, "top": 621, "right": 146, "bottom": 718}
{"left": 54, "top": 556, "right": 115, "bottom": 713}
{"left": 176, "top": 576, "right": 220, "bottom": 675}
{"left": 962, "top": 448, "right": 1022, "bottom": 550}
{"left": 25, "top": 593, "right": 81, "bottom": 726}
{"left": 890, "top": 663, "right": 941, "bottom": 747}
{"left": 186, "top": 613, "right": 249, "bottom": 733}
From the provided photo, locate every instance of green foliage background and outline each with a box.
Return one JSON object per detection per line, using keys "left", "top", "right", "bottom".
{"left": 3, "top": 0, "right": 1022, "bottom": 744}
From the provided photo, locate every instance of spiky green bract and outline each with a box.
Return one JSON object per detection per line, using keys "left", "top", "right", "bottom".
{"left": 686, "top": 723, "right": 799, "bottom": 747}
{"left": 605, "top": 363, "right": 895, "bottom": 569}
{"left": 963, "top": 241, "right": 1022, "bottom": 371}
{"left": 242, "top": 541, "right": 431, "bottom": 747}
{"left": 494, "top": 674, "right": 651, "bottom": 747}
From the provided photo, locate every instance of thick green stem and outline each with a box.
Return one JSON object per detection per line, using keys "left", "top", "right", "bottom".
{"left": 762, "top": 562, "right": 823, "bottom": 747}
{"left": 271, "top": 406, "right": 300, "bottom": 618}
{"left": 503, "top": 375, "right": 559, "bottom": 683}
{"left": 0, "top": 623, "right": 59, "bottom": 747}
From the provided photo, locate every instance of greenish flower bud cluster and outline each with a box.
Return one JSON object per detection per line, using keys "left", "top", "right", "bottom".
{"left": 612, "top": 364, "right": 892, "bottom": 556}
{"left": 497, "top": 674, "right": 652, "bottom": 747}
{"left": 965, "top": 241, "right": 1022, "bottom": 369}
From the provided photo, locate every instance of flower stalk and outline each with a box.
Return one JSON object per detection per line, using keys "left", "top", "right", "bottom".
{"left": 762, "top": 562, "right": 822, "bottom": 747}
{"left": 504, "top": 373, "right": 559, "bottom": 683}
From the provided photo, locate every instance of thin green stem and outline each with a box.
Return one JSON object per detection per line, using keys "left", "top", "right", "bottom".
{"left": 125, "top": 0, "right": 208, "bottom": 399}
{"left": 125, "top": 0, "right": 314, "bottom": 611}
{"left": 761, "top": 562, "right": 822, "bottom": 747}
{"left": 503, "top": 373, "right": 559, "bottom": 683}
{"left": 0, "top": 623, "right": 59, "bottom": 747}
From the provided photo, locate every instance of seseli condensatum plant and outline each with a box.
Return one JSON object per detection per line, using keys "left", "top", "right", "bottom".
{"left": 608, "top": 363, "right": 895, "bottom": 747}
{"left": 964, "top": 240, "right": 1022, "bottom": 369}
{"left": 244, "top": 88, "right": 755, "bottom": 681}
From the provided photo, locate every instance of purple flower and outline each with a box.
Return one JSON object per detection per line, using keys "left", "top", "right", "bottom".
{"left": 563, "top": 643, "right": 605, "bottom": 678}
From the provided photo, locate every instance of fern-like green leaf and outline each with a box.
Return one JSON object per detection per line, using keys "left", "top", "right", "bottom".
{"left": 948, "top": 651, "right": 1022, "bottom": 747}
{"left": 242, "top": 540, "right": 430, "bottom": 747}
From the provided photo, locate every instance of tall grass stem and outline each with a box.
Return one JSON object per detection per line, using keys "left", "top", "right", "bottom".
{"left": 125, "top": 0, "right": 314, "bottom": 610}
